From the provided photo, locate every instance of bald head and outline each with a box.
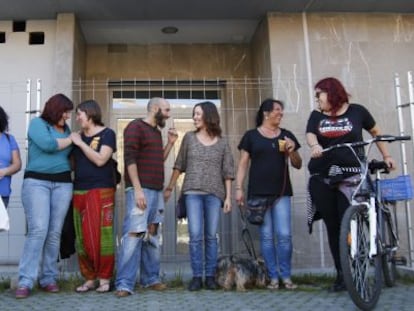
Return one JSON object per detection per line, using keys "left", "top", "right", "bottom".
{"left": 147, "top": 97, "right": 165, "bottom": 112}
{"left": 147, "top": 97, "right": 171, "bottom": 128}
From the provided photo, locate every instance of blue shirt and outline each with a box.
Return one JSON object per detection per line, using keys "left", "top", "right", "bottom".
{"left": 0, "top": 133, "right": 19, "bottom": 196}
{"left": 25, "top": 117, "right": 72, "bottom": 174}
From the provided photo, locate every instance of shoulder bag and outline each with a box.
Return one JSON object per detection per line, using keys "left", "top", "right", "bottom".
{"left": 245, "top": 152, "right": 289, "bottom": 225}
{"left": 0, "top": 197, "right": 10, "bottom": 232}
{"left": 176, "top": 193, "right": 187, "bottom": 219}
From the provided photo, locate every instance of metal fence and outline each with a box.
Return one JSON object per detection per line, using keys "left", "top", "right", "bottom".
{"left": 1, "top": 74, "right": 413, "bottom": 272}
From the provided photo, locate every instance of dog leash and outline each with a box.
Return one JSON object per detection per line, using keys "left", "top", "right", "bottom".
{"left": 238, "top": 204, "right": 258, "bottom": 260}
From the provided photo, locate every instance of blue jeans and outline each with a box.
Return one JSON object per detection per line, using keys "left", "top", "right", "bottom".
{"left": 115, "top": 188, "right": 164, "bottom": 293}
{"left": 186, "top": 193, "right": 221, "bottom": 278}
{"left": 259, "top": 196, "right": 293, "bottom": 281}
{"left": 18, "top": 178, "right": 73, "bottom": 289}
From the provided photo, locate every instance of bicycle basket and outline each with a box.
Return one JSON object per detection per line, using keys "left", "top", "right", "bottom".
{"left": 380, "top": 175, "right": 413, "bottom": 201}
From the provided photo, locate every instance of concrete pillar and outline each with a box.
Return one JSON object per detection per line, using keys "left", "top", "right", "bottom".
{"left": 54, "top": 13, "right": 76, "bottom": 98}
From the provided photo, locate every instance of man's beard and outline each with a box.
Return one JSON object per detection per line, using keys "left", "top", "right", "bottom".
{"left": 155, "top": 110, "right": 166, "bottom": 128}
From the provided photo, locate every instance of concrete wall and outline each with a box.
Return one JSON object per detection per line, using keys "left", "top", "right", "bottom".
{"left": 0, "top": 19, "right": 58, "bottom": 263}
{"left": 0, "top": 14, "right": 83, "bottom": 263}
{"left": 72, "top": 15, "right": 87, "bottom": 107}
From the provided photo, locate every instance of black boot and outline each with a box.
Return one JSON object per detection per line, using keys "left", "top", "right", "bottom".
{"left": 188, "top": 277, "right": 202, "bottom": 291}
{"left": 330, "top": 271, "right": 346, "bottom": 292}
{"left": 204, "top": 276, "right": 218, "bottom": 290}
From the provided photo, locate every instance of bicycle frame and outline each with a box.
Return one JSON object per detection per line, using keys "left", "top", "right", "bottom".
{"left": 325, "top": 135, "right": 411, "bottom": 311}
{"left": 323, "top": 135, "right": 410, "bottom": 259}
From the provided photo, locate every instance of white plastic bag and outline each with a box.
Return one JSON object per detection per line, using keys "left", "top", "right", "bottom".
{"left": 0, "top": 197, "right": 10, "bottom": 232}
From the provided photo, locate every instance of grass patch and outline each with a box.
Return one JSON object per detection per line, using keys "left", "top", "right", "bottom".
{"left": 292, "top": 273, "right": 335, "bottom": 286}
{"left": 291, "top": 273, "right": 335, "bottom": 291}
{"left": 397, "top": 272, "right": 414, "bottom": 284}
{"left": 57, "top": 273, "right": 84, "bottom": 291}
{"left": 2, "top": 270, "right": 414, "bottom": 294}
{"left": 166, "top": 268, "right": 185, "bottom": 288}
{"left": 0, "top": 276, "right": 10, "bottom": 292}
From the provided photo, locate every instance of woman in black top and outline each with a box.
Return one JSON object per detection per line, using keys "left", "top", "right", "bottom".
{"left": 236, "top": 98, "right": 302, "bottom": 290}
{"left": 306, "top": 77, "right": 395, "bottom": 291}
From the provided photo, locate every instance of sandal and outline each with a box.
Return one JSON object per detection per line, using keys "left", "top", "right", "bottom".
{"left": 75, "top": 280, "right": 96, "bottom": 293}
{"left": 267, "top": 279, "right": 279, "bottom": 290}
{"left": 282, "top": 278, "right": 298, "bottom": 290}
{"left": 96, "top": 280, "right": 111, "bottom": 293}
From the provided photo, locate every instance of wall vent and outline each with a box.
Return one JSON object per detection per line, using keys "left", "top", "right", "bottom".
{"left": 13, "top": 21, "right": 26, "bottom": 32}
{"left": 29, "top": 32, "right": 45, "bottom": 45}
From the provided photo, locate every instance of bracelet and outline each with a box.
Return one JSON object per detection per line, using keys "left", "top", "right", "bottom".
{"left": 165, "top": 187, "right": 173, "bottom": 191}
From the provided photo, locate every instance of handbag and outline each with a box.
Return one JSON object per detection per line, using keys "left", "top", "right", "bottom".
{"left": 60, "top": 201, "right": 76, "bottom": 259}
{"left": 245, "top": 152, "right": 290, "bottom": 225}
{"left": 111, "top": 158, "right": 122, "bottom": 186}
{"left": 176, "top": 194, "right": 187, "bottom": 219}
{"left": 245, "top": 197, "right": 271, "bottom": 225}
{"left": 0, "top": 197, "right": 10, "bottom": 232}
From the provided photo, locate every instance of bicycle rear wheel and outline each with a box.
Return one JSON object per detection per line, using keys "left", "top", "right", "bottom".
{"left": 380, "top": 202, "right": 398, "bottom": 287}
{"left": 340, "top": 204, "right": 382, "bottom": 311}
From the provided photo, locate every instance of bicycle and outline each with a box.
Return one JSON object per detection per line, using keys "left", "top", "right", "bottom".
{"left": 322, "top": 135, "right": 411, "bottom": 311}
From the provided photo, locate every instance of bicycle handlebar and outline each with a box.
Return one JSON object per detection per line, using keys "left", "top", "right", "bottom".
{"left": 321, "top": 135, "right": 411, "bottom": 153}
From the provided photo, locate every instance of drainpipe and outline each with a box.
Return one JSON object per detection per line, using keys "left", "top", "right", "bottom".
{"left": 302, "top": 1, "right": 326, "bottom": 269}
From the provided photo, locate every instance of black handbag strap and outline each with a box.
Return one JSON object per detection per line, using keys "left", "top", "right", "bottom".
{"left": 246, "top": 153, "right": 289, "bottom": 211}
{"left": 238, "top": 204, "right": 257, "bottom": 260}
{"left": 238, "top": 154, "right": 290, "bottom": 259}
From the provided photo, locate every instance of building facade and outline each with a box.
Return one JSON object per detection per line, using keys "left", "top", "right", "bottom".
{"left": 1, "top": 2, "right": 414, "bottom": 272}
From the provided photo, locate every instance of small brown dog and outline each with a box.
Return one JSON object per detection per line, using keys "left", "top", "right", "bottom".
{"left": 215, "top": 255, "right": 268, "bottom": 291}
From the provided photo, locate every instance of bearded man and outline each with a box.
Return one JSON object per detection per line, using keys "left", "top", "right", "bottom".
{"left": 115, "top": 97, "right": 177, "bottom": 297}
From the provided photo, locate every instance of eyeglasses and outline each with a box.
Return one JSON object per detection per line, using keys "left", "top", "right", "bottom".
{"left": 315, "top": 91, "right": 325, "bottom": 98}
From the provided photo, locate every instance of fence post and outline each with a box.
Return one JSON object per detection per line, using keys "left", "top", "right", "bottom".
{"left": 394, "top": 72, "right": 414, "bottom": 268}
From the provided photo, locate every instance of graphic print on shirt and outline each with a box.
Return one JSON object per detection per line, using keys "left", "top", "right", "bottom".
{"left": 90, "top": 136, "right": 100, "bottom": 150}
{"left": 318, "top": 117, "right": 353, "bottom": 138}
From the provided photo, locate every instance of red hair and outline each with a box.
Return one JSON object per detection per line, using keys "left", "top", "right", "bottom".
{"left": 41, "top": 93, "right": 73, "bottom": 125}
{"left": 315, "top": 77, "right": 349, "bottom": 116}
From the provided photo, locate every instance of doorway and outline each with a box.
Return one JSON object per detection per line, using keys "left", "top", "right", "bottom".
{"left": 110, "top": 95, "right": 222, "bottom": 262}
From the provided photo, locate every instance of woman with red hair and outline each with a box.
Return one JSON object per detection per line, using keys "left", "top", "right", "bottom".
{"left": 306, "top": 77, "right": 395, "bottom": 292}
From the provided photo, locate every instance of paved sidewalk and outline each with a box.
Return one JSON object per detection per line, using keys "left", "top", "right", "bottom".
{"left": 1, "top": 264, "right": 414, "bottom": 311}
{"left": 1, "top": 282, "right": 414, "bottom": 311}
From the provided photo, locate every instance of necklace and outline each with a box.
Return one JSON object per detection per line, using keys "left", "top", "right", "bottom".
{"left": 261, "top": 125, "right": 277, "bottom": 132}
{"left": 259, "top": 126, "right": 280, "bottom": 138}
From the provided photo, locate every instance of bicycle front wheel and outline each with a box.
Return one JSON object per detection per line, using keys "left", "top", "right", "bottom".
{"left": 340, "top": 204, "right": 382, "bottom": 311}
{"left": 380, "top": 202, "right": 398, "bottom": 287}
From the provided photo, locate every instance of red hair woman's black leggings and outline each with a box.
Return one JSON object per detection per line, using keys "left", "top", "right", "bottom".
{"left": 309, "top": 177, "right": 350, "bottom": 273}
